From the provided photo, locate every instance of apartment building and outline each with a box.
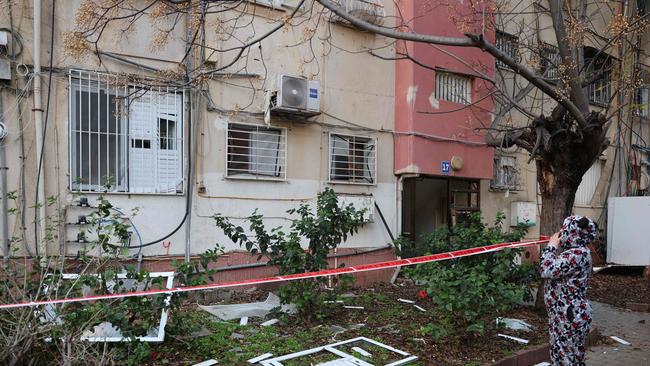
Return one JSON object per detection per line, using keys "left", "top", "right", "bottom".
{"left": 0, "top": 0, "right": 398, "bottom": 283}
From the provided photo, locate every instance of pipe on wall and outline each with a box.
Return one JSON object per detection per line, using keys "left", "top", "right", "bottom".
{"left": 33, "top": 0, "right": 47, "bottom": 257}
{"left": 0, "top": 119, "right": 8, "bottom": 267}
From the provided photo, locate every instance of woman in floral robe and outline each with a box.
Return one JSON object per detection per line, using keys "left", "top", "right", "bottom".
{"left": 540, "top": 215, "right": 597, "bottom": 366}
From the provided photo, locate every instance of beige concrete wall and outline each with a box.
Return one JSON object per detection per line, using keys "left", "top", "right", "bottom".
{"left": 0, "top": 0, "right": 397, "bottom": 259}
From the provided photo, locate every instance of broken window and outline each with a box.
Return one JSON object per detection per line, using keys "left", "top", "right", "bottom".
{"left": 435, "top": 71, "right": 472, "bottom": 105}
{"left": 329, "top": 134, "right": 376, "bottom": 184}
{"left": 227, "top": 123, "right": 286, "bottom": 179}
{"left": 584, "top": 47, "right": 612, "bottom": 106}
{"left": 491, "top": 156, "right": 517, "bottom": 190}
{"left": 450, "top": 180, "right": 480, "bottom": 226}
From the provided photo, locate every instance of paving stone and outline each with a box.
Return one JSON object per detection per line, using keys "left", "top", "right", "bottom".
{"left": 587, "top": 301, "right": 650, "bottom": 365}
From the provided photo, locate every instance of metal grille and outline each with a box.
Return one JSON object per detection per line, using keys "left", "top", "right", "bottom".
{"left": 435, "top": 71, "right": 472, "bottom": 105}
{"left": 226, "top": 123, "right": 286, "bottom": 179}
{"left": 496, "top": 31, "right": 518, "bottom": 69}
{"left": 540, "top": 43, "right": 560, "bottom": 79}
{"left": 329, "top": 134, "right": 376, "bottom": 184}
{"left": 69, "top": 70, "right": 185, "bottom": 194}
{"left": 586, "top": 76, "right": 611, "bottom": 106}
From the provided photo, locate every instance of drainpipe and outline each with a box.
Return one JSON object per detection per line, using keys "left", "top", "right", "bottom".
{"left": 33, "top": 0, "right": 47, "bottom": 257}
{"left": 0, "top": 120, "right": 8, "bottom": 267}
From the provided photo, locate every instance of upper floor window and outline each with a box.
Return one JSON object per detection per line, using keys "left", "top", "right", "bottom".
{"left": 584, "top": 47, "right": 612, "bottom": 107}
{"left": 496, "top": 30, "right": 518, "bottom": 69}
{"left": 435, "top": 71, "right": 472, "bottom": 105}
{"left": 540, "top": 43, "right": 561, "bottom": 80}
{"left": 227, "top": 123, "right": 286, "bottom": 179}
{"left": 329, "top": 133, "right": 376, "bottom": 184}
{"left": 491, "top": 156, "right": 517, "bottom": 191}
{"left": 69, "top": 70, "right": 184, "bottom": 194}
{"left": 637, "top": 87, "right": 649, "bottom": 118}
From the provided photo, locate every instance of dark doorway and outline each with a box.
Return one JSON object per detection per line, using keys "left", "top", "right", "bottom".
{"left": 401, "top": 176, "right": 480, "bottom": 242}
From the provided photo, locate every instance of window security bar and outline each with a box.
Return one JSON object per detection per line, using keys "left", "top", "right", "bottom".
{"left": 69, "top": 69, "right": 185, "bottom": 194}
{"left": 226, "top": 123, "right": 287, "bottom": 179}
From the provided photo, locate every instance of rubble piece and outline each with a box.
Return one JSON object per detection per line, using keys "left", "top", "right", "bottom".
{"left": 247, "top": 353, "right": 274, "bottom": 364}
{"left": 348, "top": 323, "right": 365, "bottom": 330}
{"left": 329, "top": 325, "right": 347, "bottom": 333}
{"left": 325, "top": 300, "right": 345, "bottom": 304}
{"left": 193, "top": 360, "right": 218, "bottom": 366}
{"left": 253, "top": 336, "right": 418, "bottom": 365}
{"left": 352, "top": 346, "right": 372, "bottom": 357}
{"left": 343, "top": 306, "right": 365, "bottom": 310}
{"left": 496, "top": 317, "right": 535, "bottom": 332}
{"left": 413, "top": 305, "right": 426, "bottom": 312}
{"left": 497, "top": 333, "right": 529, "bottom": 344}
{"left": 199, "top": 293, "right": 296, "bottom": 321}
{"left": 610, "top": 336, "right": 631, "bottom": 345}
{"left": 231, "top": 332, "right": 245, "bottom": 340}
{"left": 261, "top": 319, "right": 279, "bottom": 327}
{"left": 341, "top": 293, "right": 358, "bottom": 298}
{"left": 397, "top": 298, "right": 414, "bottom": 304}
{"left": 240, "top": 317, "right": 249, "bottom": 326}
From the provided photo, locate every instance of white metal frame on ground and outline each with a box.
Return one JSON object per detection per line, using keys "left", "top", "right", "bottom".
{"left": 257, "top": 336, "right": 418, "bottom": 366}
{"left": 58, "top": 271, "right": 174, "bottom": 342}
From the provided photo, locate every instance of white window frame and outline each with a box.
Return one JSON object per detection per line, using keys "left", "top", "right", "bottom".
{"left": 328, "top": 133, "right": 377, "bottom": 185}
{"left": 636, "top": 87, "right": 649, "bottom": 118}
{"left": 491, "top": 156, "right": 517, "bottom": 190}
{"left": 225, "top": 122, "right": 287, "bottom": 181}
{"left": 68, "top": 70, "right": 185, "bottom": 195}
{"left": 584, "top": 49, "right": 612, "bottom": 107}
{"left": 435, "top": 71, "right": 472, "bottom": 105}
{"left": 496, "top": 30, "right": 518, "bottom": 70}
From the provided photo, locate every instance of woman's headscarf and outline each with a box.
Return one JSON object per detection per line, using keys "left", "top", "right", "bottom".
{"left": 560, "top": 215, "right": 598, "bottom": 248}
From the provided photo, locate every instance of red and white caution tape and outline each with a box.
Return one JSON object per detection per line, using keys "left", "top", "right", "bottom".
{"left": 0, "top": 238, "right": 548, "bottom": 310}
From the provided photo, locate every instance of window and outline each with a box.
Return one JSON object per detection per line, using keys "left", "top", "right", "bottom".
{"left": 636, "top": 87, "right": 649, "bottom": 117}
{"left": 227, "top": 123, "right": 286, "bottom": 179}
{"left": 449, "top": 180, "right": 480, "bottom": 226}
{"left": 435, "top": 71, "right": 472, "bottom": 105}
{"left": 584, "top": 48, "right": 612, "bottom": 106}
{"left": 329, "top": 134, "right": 376, "bottom": 184}
{"left": 575, "top": 160, "right": 603, "bottom": 205}
{"left": 496, "top": 30, "right": 518, "bottom": 69}
{"left": 491, "top": 156, "right": 517, "bottom": 190}
{"left": 540, "top": 43, "right": 561, "bottom": 80}
{"left": 69, "top": 70, "right": 184, "bottom": 194}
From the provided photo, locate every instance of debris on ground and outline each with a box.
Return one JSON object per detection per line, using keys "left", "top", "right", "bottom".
{"left": 497, "top": 333, "right": 529, "bottom": 344}
{"left": 198, "top": 293, "right": 295, "bottom": 321}
{"left": 260, "top": 318, "right": 279, "bottom": 327}
{"left": 251, "top": 336, "right": 418, "bottom": 365}
{"left": 192, "top": 360, "right": 218, "bottom": 366}
{"left": 343, "top": 305, "right": 364, "bottom": 310}
{"left": 496, "top": 317, "right": 535, "bottom": 332}
{"left": 247, "top": 353, "right": 273, "bottom": 364}
{"left": 609, "top": 335, "right": 631, "bottom": 345}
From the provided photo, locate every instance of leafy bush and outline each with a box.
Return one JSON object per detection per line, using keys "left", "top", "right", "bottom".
{"left": 0, "top": 193, "right": 223, "bottom": 365}
{"left": 214, "top": 188, "right": 366, "bottom": 321}
{"left": 405, "top": 212, "right": 537, "bottom": 339}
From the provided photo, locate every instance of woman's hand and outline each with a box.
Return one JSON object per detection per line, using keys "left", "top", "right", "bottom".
{"left": 548, "top": 232, "right": 561, "bottom": 249}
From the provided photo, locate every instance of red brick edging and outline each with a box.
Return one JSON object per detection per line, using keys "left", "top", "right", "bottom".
{"left": 626, "top": 302, "right": 650, "bottom": 312}
{"left": 492, "top": 343, "right": 550, "bottom": 366}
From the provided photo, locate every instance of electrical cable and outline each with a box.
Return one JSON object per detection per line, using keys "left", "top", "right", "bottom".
{"left": 33, "top": 1, "right": 56, "bottom": 256}
{"left": 106, "top": 91, "right": 194, "bottom": 250}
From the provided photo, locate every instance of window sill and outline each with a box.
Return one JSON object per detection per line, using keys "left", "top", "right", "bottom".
{"left": 247, "top": 0, "right": 287, "bottom": 12}
{"left": 70, "top": 190, "right": 185, "bottom": 197}
{"left": 327, "top": 180, "right": 377, "bottom": 187}
{"left": 225, "top": 174, "right": 287, "bottom": 182}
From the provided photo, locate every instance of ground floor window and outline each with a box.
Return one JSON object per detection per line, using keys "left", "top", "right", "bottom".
{"left": 69, "top": 70, "right": 185, "bottom": 194}
{"left": 226, "top": 123, "right": 286, "bottom": 179}
{"left": 328, "top": 133, "right": 376, "bottom": 184}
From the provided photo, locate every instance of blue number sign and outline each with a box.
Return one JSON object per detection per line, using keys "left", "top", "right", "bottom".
{"left": 441, "top": 161, "right": 451, "bottom": 175}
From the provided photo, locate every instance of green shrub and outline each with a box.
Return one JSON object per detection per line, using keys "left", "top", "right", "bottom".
{"left": 214, "top": 188, "right": 366, "bottom": 321}
{"left": 405, "top": 212, "right": 536, "bottom": 339}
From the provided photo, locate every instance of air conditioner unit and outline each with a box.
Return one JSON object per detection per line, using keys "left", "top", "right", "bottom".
{"left": 330, "top": 0, "right": 386, "bottom": 26}
{"left": 271, "top": 75, "right": 321, "bottom": 115}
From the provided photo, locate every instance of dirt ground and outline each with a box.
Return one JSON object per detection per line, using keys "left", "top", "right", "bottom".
{"left": 157, "top": 280, "right": 548, "bottom": 366}
{"left": 588, "top": 267, "right": 650, "bottom": 308}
